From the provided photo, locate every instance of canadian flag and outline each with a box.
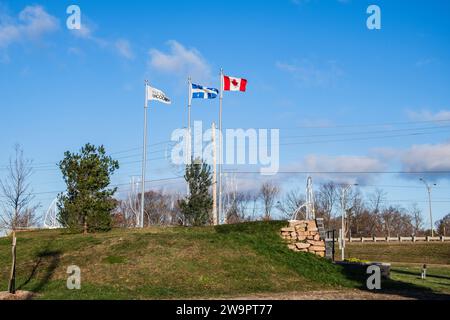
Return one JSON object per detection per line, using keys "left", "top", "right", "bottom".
{"left": 223, "top": 75, "right": 247, "bottom": 92}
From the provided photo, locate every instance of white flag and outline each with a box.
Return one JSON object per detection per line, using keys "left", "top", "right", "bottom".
{"left": 147, "top": 85, "right": 171, "bottom": 104}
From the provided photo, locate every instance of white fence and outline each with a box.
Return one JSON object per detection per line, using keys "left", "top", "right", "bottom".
{"left": 327, "top": 236, "right": 450, "bottom": 243}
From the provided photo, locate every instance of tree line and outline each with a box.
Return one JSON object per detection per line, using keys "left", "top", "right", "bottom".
{"left": 1, "top": 144, "right": 449, "bottom": 237}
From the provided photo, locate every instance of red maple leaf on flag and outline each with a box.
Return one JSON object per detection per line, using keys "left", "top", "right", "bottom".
{"left": 223, "top": 75, "right": 247, "bottom": 92}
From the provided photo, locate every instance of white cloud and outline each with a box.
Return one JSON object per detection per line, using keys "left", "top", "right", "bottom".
{"left": 69, "top": 19, "right": 108, "bottom": 48}
{"left": 407, "top": 109, "right": 450, "bottom": 122}
{"left": 148, "top": 40, "right": 212, "bottom": 82}
{"left": 276, "top": 59, "right": 343, "bottom": 87}
{"left": 286, "top": 154, "right": 386, "bottom": 184}
{"left": 70, "top": 22, "right": 93, "bottom": 40}
{"left": 68, "top": 17, "right": 132, "bottom": 59}
{"left": 373, "top": 140, "right": 450, "bottom": 181}
{"left": 0, "top": 5, "right": 58, "bottom": 49}
{"left": 115, "top": 39, "right": 134, "bottom": 60}
{"left": 400, "top": 142, "right": 450, "bottom": 180}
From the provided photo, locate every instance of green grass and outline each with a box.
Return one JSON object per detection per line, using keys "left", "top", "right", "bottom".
{"left": 391, "top": 265, "right": 450, "bottom": 295}
{"left": 1, "top": 222, "right": 449, "bottom": 300}
{"left": 345, "top": 242, "right": 450, "bottom": 264}
{"left": 0, "top": 221, "right": 359, "bottom": 299}
{"left": 342, "top": 242, "right": 450, "bottom": 297}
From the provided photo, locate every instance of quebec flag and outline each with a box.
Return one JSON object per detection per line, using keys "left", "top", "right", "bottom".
{"left": 190, "top": 83, "right": 219, "bottom": 103}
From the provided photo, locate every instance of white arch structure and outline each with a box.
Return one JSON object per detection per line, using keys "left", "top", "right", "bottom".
{"left": 43, "top": 197, "right": 63, "bottom": 229}
{"left": 291, "top": 176, "right": 315, "bottom": 221}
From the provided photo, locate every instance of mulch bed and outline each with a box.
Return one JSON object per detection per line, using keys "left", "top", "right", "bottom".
{"left": 0, "top": 291, "right": 35, "bottom": 300}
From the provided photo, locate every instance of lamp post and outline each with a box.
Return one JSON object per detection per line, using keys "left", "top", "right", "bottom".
{"left": 341, "top": 183, "right": 358, "bottom": 261}
{"left": 420, "top": 178, "right": 436, "bottom": 237}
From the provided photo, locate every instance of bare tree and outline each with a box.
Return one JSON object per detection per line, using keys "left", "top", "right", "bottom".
{"left": 368, "top": 189, "right": 386, "bottom": 216}
{"left": 315, "top": 182, "right": 338, "bottom": 229}
{"left": 435, "top": 213, "right": 450, "bottom": 236}
{"left": 143, "top": 189, "right": 182, "bottom": 226}
{"left": 276, "top": 189, "right": 305, "bottom": 220}
{"left": 346, "top": 189, "right": 366, "bottom": 237}
{"left": 0, "top": 145, "right": 40, "bottom": 295}
{"left": 226, "top": 191, "right": 256, "bottom": 224}
{"left": 409, "top": 203, "right": 423, "bottom": 236}
{"left": 0, "top": 145, "right": 40, "bottom": 231}
{"left": 379, "top": 206, "right": 412, "bottom": 237}
{"left": 116, "top": 179, "right": 141, "bottom": 228}
{"left": 114, "top": 189, "right": 183, "bottom": 227}
{"left": 259, "top": 181, "right": 280, "bottom": 220}
{"left": 248, "top": 190, "right": 260, "bottom": 221}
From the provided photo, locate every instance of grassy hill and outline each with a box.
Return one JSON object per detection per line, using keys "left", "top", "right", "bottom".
{"left": 0, "top": 221, "right": 448, "bottom": 300}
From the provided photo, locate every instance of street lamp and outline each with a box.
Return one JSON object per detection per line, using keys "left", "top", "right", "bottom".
{"left": 420, "top": 178, "right": 437, "bottom": 237}
{"left": 341, "top": 183, "right": 358, "bottom": 261}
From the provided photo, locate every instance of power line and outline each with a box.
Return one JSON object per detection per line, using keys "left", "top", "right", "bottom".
{"left": 280, "top": 124, "right": 450, "bottom": 140}
{"left": 0, "top": 176, "right": 184, "bottom": 199}
{"left": 0, "top": 155, "right": 171, "bottom": 173}
{"left": 279, "top": 129, "right": 450, "bottom": 146}
{"left": 276, "top": 118, "right": 450, "bottom": 130}
{"left": 0, "top": 140, "right": 174, "bottom": 169}
{"left": 358, "top": 184, "right": 450, "bottom": 190}
{"left": 3, "top": 119, "right": 449, "bottom": 169}
{"left": 224, "top": 171, "right": 450, "bottom": 174}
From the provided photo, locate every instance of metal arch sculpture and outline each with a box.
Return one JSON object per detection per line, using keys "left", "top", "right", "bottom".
{"left": 43, "top": 197, "right": 63, "bottom": 229}
{"left": 291, "top": 176, "right": 316, "bottom": 221}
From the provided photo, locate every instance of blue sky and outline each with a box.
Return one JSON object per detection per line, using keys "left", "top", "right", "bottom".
{"left": 1, "top": 0, "right": 450, "bottom": 224}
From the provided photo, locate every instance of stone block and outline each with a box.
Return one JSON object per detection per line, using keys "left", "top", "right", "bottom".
{"left": 316, "top": 251, "right": 325, "bottom": 258}
{"left": 295, "top": 243, "right": 311, "bottom": 249}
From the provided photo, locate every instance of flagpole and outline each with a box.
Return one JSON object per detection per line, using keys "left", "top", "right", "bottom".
{"left": 219, "top": 68, "right": 223, "bottom": 224}
{"left": 140, "top": 80, "right": 149, "bottom": 229}
{"left": 187, "top": 77, "right": 192, "bottom": 196}
{"left": 212, "top": 122, "right": 218, "bottom": 226}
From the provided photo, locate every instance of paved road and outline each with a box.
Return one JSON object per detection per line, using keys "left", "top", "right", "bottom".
{"left": 229, "top": 289, "right": 450, "bottom": 300}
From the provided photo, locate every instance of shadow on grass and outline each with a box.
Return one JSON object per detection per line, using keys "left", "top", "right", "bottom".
{"left": 216, "top": 221, "right": 450, "bottom": 300}
{"left": 337, "top": 262, "right": 450, "bottom": 300}
{"left": 393, "top": 269, "right": 450, "bottom": 281}
{"left": 17, "top": 246, "right": 62, "bottom": 293}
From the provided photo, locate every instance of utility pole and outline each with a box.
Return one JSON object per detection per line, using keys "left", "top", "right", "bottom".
{"left": 212, "top": 122, "right": 218, "bottom": 225}
{"left": 420, "top": 178, "right": 436, "bottom": 237}
{"left": 341, "top": 183, "right": 357, "bottom": 261}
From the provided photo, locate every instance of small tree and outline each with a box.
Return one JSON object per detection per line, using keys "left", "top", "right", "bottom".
{"left": 0, "top": 144, "right": 39, "bottom": 294}
{"left": 260, "top": 181, "right": 280, "bottom": 220}
{"left": 57, "top": 143, "right": 119, "bottom": 233}
{"left": 0, "top": 144, "right": 40, "bottom": 231}
{"left": 178, "top": 158, "right": 213, "bottom": 226}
